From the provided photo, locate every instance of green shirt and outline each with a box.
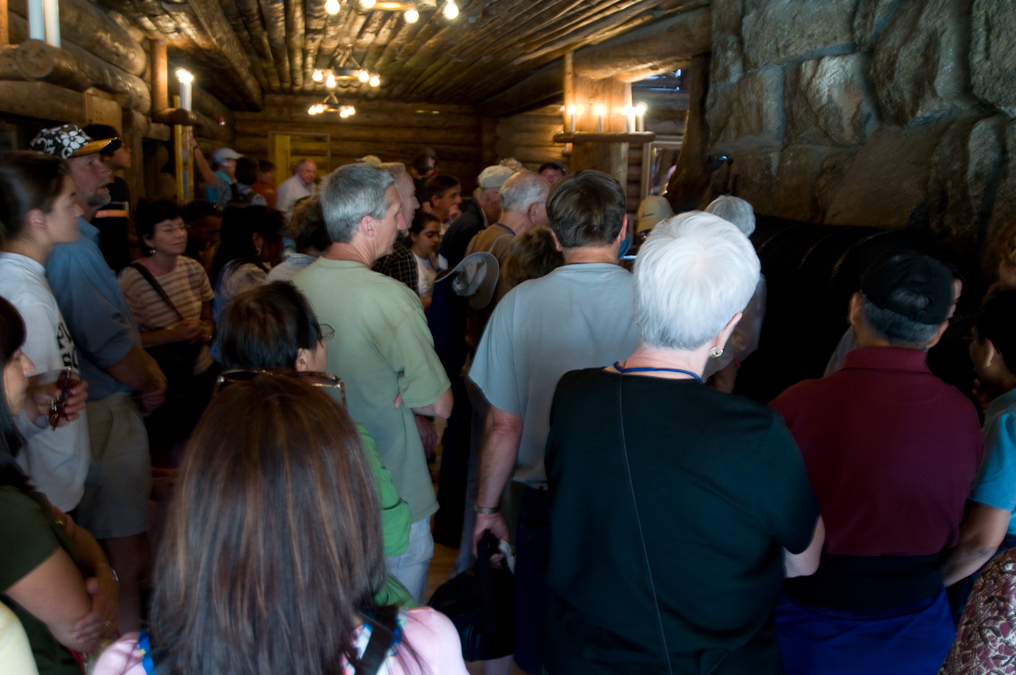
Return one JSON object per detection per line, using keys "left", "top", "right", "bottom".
{"left": 356, "top": 424, "right": 415, "bottom": 607}
{"left": 0, "top": 486, "right": 80, "bottom": 675}
{"left": 295, "top": 259, "right": 449, "bottom": 523}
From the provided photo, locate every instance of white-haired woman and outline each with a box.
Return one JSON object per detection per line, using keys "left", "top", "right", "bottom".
{"left": 540, "top": 212, "right": 824, "bottom": 675}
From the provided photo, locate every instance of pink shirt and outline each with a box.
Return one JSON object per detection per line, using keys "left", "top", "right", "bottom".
{"left": 93, "top": 607, "right": 468, "bottom": 675}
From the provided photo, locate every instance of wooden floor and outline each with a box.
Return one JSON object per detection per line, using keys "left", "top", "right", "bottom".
{"left": 425, "top": 422, "right": 526, "bottom": 675}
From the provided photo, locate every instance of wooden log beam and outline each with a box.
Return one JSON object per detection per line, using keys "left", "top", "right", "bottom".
{"left": 234, "top": 0, "right": 280, "bottom": 90}
{"left": 0, "top": 79, "right": 84, "bottom": 120}
{"left": 152, "top": 40, "right": 168, "bottom": 113}
{"left": 285, "top": 0, "right": 305, "bottom": 91}
{"left": 182, "top": 0, "right": 262, "bottom": 108}
{"left": 219, "top": 0, "right": 269, "bottom": 90}
{"left": 259, "top": 0, "right": 290, "bottom": 90}
{"left": 476, "top": 61, "right": 562, "bottom": 117}
{"left": 0, "top": 0, "right": 8, "bottom": 45}
{"left": 9, "top": 0, "right": 145, "bottom": 75}
{"left": 14, "top": 39, "right": 150, "bottom": 112}
{"left": 478, "top": 5, "right": 710, "bottom": 116}
{"left": 572, "top": 6, "right": 710, "bottom": 79}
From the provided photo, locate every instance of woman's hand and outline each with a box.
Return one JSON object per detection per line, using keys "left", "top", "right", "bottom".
{"left": 25, "top": 375, "right": 89, "bottom": 427}
{"left": 168, "top": 318, "right": 206, "bottom": 344}
{"left": 71, "top": 567, "right": 120, "bottom": 648}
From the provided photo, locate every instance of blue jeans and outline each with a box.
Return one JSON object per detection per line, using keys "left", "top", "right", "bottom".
{"left": 386, "top": 518, "right": 434, "bottom": 604}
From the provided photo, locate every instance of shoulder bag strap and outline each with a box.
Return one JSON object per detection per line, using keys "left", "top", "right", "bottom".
{"left": 357, "top": 608, "right": 399, "bottom": 675}
{"left": 130, "top": 263, "right": 185, "bottom": 322}
{"left": 616, "top": 374, "right": 675, "bottom": 675}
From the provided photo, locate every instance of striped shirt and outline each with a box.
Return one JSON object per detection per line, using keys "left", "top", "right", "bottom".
{"left": 118, "top": 256, "right": 214, "bottom": 374}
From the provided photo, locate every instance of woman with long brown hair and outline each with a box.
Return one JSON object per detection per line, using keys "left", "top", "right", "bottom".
{"left": 94, "top": 375, "right": 467, "bottom": 675}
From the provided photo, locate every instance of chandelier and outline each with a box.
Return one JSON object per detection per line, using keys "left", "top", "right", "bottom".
{"left": 308, "top": 56, "right": 376, "bottom": 117}
{"left": 323, "top": 0, "right": 459, "bottom": 23}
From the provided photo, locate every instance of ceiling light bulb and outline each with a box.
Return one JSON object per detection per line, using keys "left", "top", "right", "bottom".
{"left": 325, "top": 0, "right": 340, "bottom": 14}
{"left": 312, "top": 69, "right": 323, "bottom": 82}
{"left": 369, "top": 74, "right": 380, "bottom": 87}
{"left": 404, "top": 8, "right": 419, "bottom": 22}
{"left": 358, "top": 69, "right": 370, "bottom": 83}
{"left": 443, "top": 0, "right": 458, "bottom": 19}
{"left": 361, "top": 0, "right": 375, "bottom": 8}
{"left": 326, "top": 74, "right": 336, "bottom": 88}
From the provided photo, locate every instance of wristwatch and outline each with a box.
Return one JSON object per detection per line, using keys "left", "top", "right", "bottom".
{"left": 473, "top": 502, "right": 500, "bottom": 515}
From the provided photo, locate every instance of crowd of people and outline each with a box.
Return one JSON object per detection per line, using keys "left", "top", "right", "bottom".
{"left": 0, "top": 121, "right": 1015, "bottom": 675}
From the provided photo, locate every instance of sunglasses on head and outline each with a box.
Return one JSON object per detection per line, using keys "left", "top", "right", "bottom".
{"left": 213, "top": 368, "right": 346, "bottom": 408}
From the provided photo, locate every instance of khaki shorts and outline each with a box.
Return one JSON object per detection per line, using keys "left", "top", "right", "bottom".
{"left": 76, "top": 392, "right": 151, "bottom": 539}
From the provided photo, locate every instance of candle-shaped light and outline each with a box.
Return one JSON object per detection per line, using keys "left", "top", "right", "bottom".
{"left": 176, "top": 68, "right": 194, "bottom": 111}
{"left": 313, "top": 69, "right": 324, "bottom": 82}
{"left": 358, "top": 69, "right": 370, "bottom": 83}
{"left": 27, "top": 0, "right": 44, "bottom": 40}
{"left": 622, "top": 105, "right": 633, "bottom": 133}
{"left": 443, "top": 0, "right": 459, "bottom": 19}
{"left": 369, "top": 74, "right": 380, "bottom": 87}
{"left": 361, "top": 0, "right": 375, "bottom": 7}
{"left": 42, "top": 0, "right": 60, "bottom": 47}
{"left": 325, "top": 0, "right": 340, "bottom": 14}
{"left": 405, "top": 8, "right": 419, "bottom": 22}
{"left": 594, "top": 104, "right": 605, "bottom": 133}
{"left": 567, "top": 104, "right": 576, "bottom": 132}
{"left": 635, "top": 102, "right": 647, "bottom": 132}
{"left": 326, "top": 73, "right": 337, "bottom": 88}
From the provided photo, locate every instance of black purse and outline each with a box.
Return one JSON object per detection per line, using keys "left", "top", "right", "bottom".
{"left": 428, "top": 530, "right": 515, "bottom": 661}
{"left": 129, "top": 263, "right": 203, "bottom": 394}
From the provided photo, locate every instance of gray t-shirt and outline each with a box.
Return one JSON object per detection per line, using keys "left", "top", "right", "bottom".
{"left": 469, "top": 263, "right": 641, "bottom": 485}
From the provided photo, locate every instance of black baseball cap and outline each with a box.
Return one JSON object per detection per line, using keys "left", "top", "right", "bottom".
{"left": 861, "top": 252, "right": 954, "bottom": 325}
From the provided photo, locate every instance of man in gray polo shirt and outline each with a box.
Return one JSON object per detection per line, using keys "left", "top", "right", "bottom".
{"left": 469, "top": 171, "right": 640, "bottom": 673}
{"left": 34, "top": 124, "right": 167, "bottom": 632}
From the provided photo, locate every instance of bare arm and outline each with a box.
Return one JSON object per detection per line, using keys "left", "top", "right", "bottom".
{"left": 5, "top": 550, "right": 94, "bottom": 651}
{"left": 189, "top": 140, "right": 220, "bottom": 188}
{"left": 784, "top": 516, "right": 825, "bottom": 578}
{"left": 943, "top": 503, "right": 1010, "bottom": 587}
{"left": 105, "top": 344, "right": 167, "bottom": 395}
{"left": 410, "top": 387, "right": 453, "bottom": 419}
{"left": 57, "top": 511, "right": 119, "bottom": 644}
{"left": 472, "top": 406, "right": 523, "bottom": 553}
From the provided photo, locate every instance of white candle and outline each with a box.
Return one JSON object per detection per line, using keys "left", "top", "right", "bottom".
{"left": 176, "top": 69, "right": 194, "bottom": 111}
{"left": 623, "top": 105, "right": 634, "bottom": 133}
{"left": 567, "top": 105, "right": 576, "bottom": 132}
{"left": 594, "top": 105, "right": 605, "bottom": 133}
{"left": 635, "top": 103, "right": 647, "bottom": 132}
{"left": 42, "top": 0, "right": 60, "bottom": 47}
{"left": 28, "top": 0, "right": 45, "bottom": 41}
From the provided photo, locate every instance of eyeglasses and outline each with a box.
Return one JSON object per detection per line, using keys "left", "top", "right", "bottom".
{"left": 213, "top": 368, "right": 346, "bottom": 407}
{"left": 319, "top": 323, "right": 335, "bottom": 342}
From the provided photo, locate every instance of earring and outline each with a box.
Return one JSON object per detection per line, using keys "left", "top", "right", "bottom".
{"left": 710, "top": 346, "right": 723, "bottom": 358}
{"left": 254, "top": 246, "right": 261, "bottom": 256}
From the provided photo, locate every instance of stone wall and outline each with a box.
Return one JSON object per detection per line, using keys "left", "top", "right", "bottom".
{"left": 705, "top": 0, "right": 1016, "bottom": 268}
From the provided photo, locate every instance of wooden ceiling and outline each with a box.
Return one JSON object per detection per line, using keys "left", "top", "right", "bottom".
{"left": 97, "top": 0, "right": 709, "bottom": 110}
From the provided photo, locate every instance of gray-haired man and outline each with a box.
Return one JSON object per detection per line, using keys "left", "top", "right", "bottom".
{"left": 293, "top": 163, "right": 452, "bottom": 602}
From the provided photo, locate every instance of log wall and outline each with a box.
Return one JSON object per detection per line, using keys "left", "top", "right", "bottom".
{"left": 232, "top": 97, "right": 486, "bottom": 192}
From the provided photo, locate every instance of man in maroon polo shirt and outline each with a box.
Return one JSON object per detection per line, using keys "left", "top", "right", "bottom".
{"left": 770, "top": 252, "right": 984, "bottom": 674}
